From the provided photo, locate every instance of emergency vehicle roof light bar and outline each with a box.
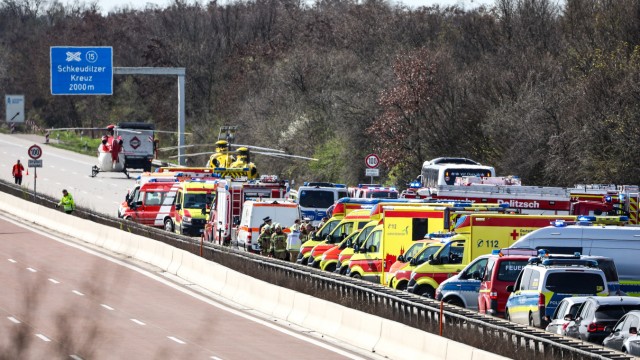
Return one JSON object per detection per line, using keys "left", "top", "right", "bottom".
{"left": 494, "top": 248, "right": 539, "bottom": 257}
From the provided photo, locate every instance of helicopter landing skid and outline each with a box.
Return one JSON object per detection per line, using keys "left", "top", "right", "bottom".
{"left": 90, "top": 166, "right": 130, "bottom": 179}
{"left": 91, "top": 165, "right": 100, "bottom": 178}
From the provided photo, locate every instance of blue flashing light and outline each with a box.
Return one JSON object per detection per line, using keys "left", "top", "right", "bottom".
{"left": 620, "top": 216, "right": 629, "bottom": 221}
{"left": 552, "top": 220, "right": 568, "bottom": 227}
{"left": 577, "top": 216, "right": 597, "bottom": 222}
{"left": 335, "top": 184, "right": 346, "bottom": 188}
{"left": 409, "top": 180, "right": 422, "bottom": 188}
{"left": 491, "top": 249, "right": 501, "bottom": 255}
{"left": 499, "top": 203, "right": 509, "bottom": 208}
{"left": 537, "top": 249, "right": 549, "bottom": 257}
{"left": 605, "top": 195, "right": 612, "bottom": 203}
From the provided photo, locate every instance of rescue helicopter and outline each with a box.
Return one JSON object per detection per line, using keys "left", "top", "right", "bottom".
{"left": 158, "top": 125, "right": 318, "bottom": 179}
{"left": 46, "top": 122, "right": 189, "bottom": 178}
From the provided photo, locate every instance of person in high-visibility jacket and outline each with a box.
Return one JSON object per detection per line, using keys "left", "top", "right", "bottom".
{"left": 269, "top": 224, "right": 288, "bottom": 260}
{"left": 56, "top": 189, "right": 75, "bottom": 214}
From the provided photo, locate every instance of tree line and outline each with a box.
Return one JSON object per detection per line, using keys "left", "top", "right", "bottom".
{"left": 1, "top": 0, "right": 639, "bottom": 188}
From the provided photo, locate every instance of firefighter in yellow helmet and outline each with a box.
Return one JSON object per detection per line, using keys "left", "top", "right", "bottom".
{"left": 230, "top": 147, "right": 258, "bottom": 179}
{"left": 207, "top": 140, "right": 235, "bottom": 168}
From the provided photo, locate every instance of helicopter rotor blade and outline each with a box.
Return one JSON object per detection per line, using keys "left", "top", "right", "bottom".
{"left": 231, "top": 144, "right": 285, "bottom": 153}
{"left": 153, "top": 130, "right": 193, "bottom": 135}
{"left": 167, "top": 151, "right": 213, "bottom": 159}
{"left": 253, "top": 151, "right": 318, "bottom": 161}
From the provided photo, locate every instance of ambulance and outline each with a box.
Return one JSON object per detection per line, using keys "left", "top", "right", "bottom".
{"left": 296, "top": 198, "right": 425, "bottom": 265}
{"left": 172, "top": 180, "right": 218, "bottom": 236}
{"left": 332, "top": 201, "right": 497, "bottom": 275}
{"left": 406, "top": 214, "right": 576, "bottom": 298}
{"left": 346, "top": 205, "right": 507, "bottom": 284}
{"left": 119, "top": 178, "right": 180, "bottom": 228}
{"left": 203, "top": 176, "right": 289, "bottom": 245}
{"left": 234, "top": 199, "right": 299, "bottom": 252}
{"left": 307, "top": 209, "right": 372, "bottom": 268}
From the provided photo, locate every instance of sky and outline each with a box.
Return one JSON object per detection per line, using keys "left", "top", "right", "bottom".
{"left": 90, "top": 0, "right": 493, "bottom": 14}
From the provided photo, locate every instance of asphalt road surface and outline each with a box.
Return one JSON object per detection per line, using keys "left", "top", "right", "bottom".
{"left": 0, "top": 133, "right": 137, "bottom": 216}
{"left": 0, "top": 214, "right": 374, "bottom": 359}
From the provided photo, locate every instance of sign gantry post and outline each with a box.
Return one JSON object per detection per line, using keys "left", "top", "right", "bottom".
{"left": 28, "top": 144, "right": 43, "bottom": 201}
{"left": 50, "top": 46, "right": 187, "bottom": 165}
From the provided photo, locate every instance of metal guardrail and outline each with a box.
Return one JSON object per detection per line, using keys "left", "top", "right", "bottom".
{"left": 1, "top": 181, "right": 633, "bottom": 360}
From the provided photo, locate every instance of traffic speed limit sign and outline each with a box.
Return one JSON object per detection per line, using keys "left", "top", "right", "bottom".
{"left": 28, "top": 144, "right": 42, "bottom": 160}
{"left": 365, "top": 153, "right": 380, "bottom": 169}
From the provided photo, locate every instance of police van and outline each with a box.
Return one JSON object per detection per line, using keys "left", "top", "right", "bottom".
{"left": 510, "top": 218, "right": 640, "bottom": 295}
{"left": 297, "top": 182, "right": 348, "bottom": 226}
{"left": 505, "top": 256, "right": 608, "bottom": 328}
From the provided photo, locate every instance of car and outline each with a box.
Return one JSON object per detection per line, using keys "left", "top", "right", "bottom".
{"left": 435, "top": 254, "right": 491, "bottom": 309}
{"left": 565, "top": 297, "right": 640, "bottom": 344}
{"left": 545, "top": 297, "right": 589, "bottom": 335}
{"left": 505, "top": 257, "right": 608, "bottom": 328}
{"left": 477, "top": 249, "right": 536, "bottom": 317}
{"left": 603, "top": 310, "right": 640, "bottom": 355}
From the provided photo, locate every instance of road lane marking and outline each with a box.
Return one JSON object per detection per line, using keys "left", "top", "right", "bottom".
{"left": 48, "top": 278, "right": 60, "bottom": 284}
{"left": 3, "top": 216, "right": 368, "bottom": 360}
{"left": 101, "top": 304, "right": 114, "bottom": 311}
{"left": 35, "top": 334, "right": 51, "bottom": 342}
{"left": 130, "top": 319, "right": 146, "bottom": 326}
{"left": 211, "top": 357, "right": 224, "bottom": 360}
{"left": 8, "top": 259, "right": 16, "bottom": 263}
{"left": 168, "top": 336, "right": 185, "bottom": 344}
{"left": 7, "top": 317, "right": 20, "bottom": 324}
{"left": 72, "top": 290, "right": 84, "bottom": 296}
{"left": 70, "top": 355, "right": 83, "bottom": 360}
{"left": 26, "top": 267, "right": 37, "bottom": 272}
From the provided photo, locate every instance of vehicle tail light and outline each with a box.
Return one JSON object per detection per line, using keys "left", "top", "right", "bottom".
{"left": 489, "top": 292, "right": 498, "bottom": 299}
{"left": 247, "top": 233, "right": 251, "bottom": 241}
{"left": 538, "top": 293, "right": 545, "bottom": 307}
{"left": 587, "top": 323, "right": 606, "bottom": 333}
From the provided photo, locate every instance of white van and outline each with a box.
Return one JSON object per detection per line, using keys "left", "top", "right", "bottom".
{"left": 236, "top": 199, "right": 300, "bottom": 253}
{"left": 510, "top": 224, "right": 640, "bottom": 291}
{"left": 297, "top": 182, "right": 348, "bottom": 226}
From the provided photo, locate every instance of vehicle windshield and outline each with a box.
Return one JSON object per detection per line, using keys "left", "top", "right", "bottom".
{"left": 314, "top": 219, "right": 339, "bottom": 240}
{"left": 444, "top": 168, "right": 492, "bottom": 185}
{"left": 354, "top": 226, "right": 374, "bottom": 247}
{"left": 370, "top": 191, "right": 398, "bottom": 199}
{"left": 545, "top": 273, "right": 605, "bottom": 294}
{"left": 183, "top": 193, "right": 213, "bottom": 208}
{"left": 403, "top": 242, "right": 426, "bottom": 262}
{"left": 299, "top": 190, "right": 335, "bottom": 208}
{"left": 497, "top": 260, "right": 528, "bottom": 282}
{"left": 414, "top": 244, "right": 442, "bottom": 263}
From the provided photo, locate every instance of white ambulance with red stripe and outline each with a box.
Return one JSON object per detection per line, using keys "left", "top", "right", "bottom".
{"left": 235, "top": 199, "right": 299, "bottom": 253}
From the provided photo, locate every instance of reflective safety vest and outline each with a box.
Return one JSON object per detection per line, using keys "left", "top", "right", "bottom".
{"left": 270, "top": 233, "right": 287, "bottom": 253}
{"left": 59, "top": 194, "right": 75, "bottom": 212}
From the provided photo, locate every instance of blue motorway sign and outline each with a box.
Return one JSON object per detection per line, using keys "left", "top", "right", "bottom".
{"left": 50, "top": 46, "right": 113, "bottom": 95}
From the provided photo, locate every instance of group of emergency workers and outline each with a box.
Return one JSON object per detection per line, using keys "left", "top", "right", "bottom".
{"left": 257, "top": 216, "right": 315, "bottom": 262}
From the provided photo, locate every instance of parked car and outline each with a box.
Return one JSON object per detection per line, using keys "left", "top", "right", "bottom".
{"left": 565, "top": 297, "right": 640, "bottom": 344}
{"left": 505, "top": 257, "right": 608, "bottom": 328}
{"left": 435, "top": 254, "right": 491, "bottom": 310}
{"left": 603, "top": 310, "right": 640, "bottom": 355}
{"left": 477, "top": 248, "right": 536, "bottom": 317}
{"left": 545, "top": 297, "right": 589, "bottom": 335}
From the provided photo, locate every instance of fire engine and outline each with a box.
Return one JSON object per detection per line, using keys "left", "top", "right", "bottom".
{"left": 414, "top": 177, "right": 640, "bottom": 224}
{"left": 203, "top": 175, "right": 290, "bottom": 245}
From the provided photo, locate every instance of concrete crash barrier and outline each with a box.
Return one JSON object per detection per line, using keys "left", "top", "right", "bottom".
{"left": 2, "top": 194, "right": 510, "bottom": 360}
